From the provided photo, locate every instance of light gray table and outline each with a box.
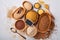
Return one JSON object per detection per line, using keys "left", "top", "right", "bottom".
{"left": 0, "top": 0, "right": 60, "bottom": 40}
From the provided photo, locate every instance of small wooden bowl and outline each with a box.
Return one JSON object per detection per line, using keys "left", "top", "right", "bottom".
{"left": 12, "top": 7, "right": 26, "bottom": 20}
{"left": 37, "top": 9, "right": 45, "bottom": 15}
{"left": 26, "top": 26, "right": 37, "bottom": 37}
{"left": 15, "top": 20, "right": 27, "bottom": 31}
{"left": 34, "top": 3, "right": 41, "bottom": 9}
{"left": 23, "top": 1, "right": 33, "bottom": 10}
{"left": 38, "top": 13, "right": 51, "bottom": 33}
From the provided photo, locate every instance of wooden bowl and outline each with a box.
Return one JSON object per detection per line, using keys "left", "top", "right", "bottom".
{"left": 23, "top": 1, "right": 33, "bottom": 10}
{"left": 38, "top": 13, "right": 51, "bottom": 33}
{"left": 26, "top": 26, "right": 37, "bottom": 37}
{"left": 15, "top": 20, "right": 27, "bottom": 31}
{"left": 12, "top": 7, "right": 26, "bottom": 20}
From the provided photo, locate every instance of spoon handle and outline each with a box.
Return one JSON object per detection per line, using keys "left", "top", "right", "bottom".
{"left": 17, "top": 32, "right": 26, "bottom": 39}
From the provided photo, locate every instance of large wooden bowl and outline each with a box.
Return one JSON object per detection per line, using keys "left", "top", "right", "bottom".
{"left": 38, "top": 13, "right": 51, "bottom": 33}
